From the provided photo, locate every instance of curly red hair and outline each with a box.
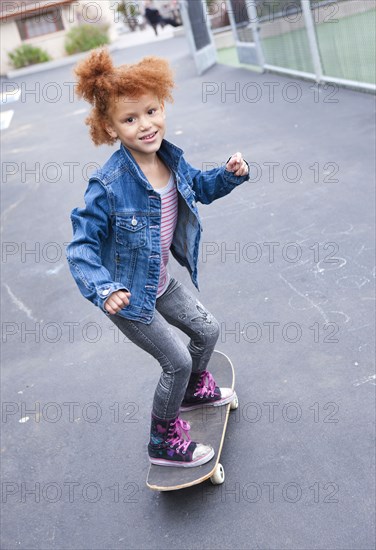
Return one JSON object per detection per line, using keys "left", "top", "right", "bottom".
{"left": 74, "top": 47, "right": 175, "bottom": 146}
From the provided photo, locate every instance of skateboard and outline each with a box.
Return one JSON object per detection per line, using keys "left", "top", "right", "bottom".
{"left": 146, "top": 350, "right": 238, "bottom": 491}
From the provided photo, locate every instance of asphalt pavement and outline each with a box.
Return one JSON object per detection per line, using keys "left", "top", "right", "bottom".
{"left": 1, "top": 33, "right": 375, "bottom": 550}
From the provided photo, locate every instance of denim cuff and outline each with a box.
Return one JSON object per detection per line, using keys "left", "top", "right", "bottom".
{"left": 97, "top": 283, "right": 130, "bottom": 315}
{"left": 224, "top": 157, "right": 250, "bottom": 184}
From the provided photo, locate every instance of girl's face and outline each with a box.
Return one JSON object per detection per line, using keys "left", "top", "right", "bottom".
{"left": 105, "top": 92, "right": 166, "bottom": 164}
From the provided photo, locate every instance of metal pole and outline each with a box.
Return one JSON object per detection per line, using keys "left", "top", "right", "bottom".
{"left": 201, "top": 0, "right": 217, "bottom": 50}
{"left": 245, "top": 0, "right": 265, "bottom": 68}
{"left": 301, "top": 0, "right": 323, "bottom": 83}
{"left": 225, "top": 0, "right": 239, "bottom": 45}
{"left": 179, "top": 1, "right": 195, "bottom": 58}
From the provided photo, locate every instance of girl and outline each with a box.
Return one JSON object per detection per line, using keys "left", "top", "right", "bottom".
{"left": 66, "top": 48, "right": 250, "bottom": 468}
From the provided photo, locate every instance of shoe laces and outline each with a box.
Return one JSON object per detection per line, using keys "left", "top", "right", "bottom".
{"left": 194, "top": 370, "right": 216, "bottom": 398}
{"left": 166, "top": 418, "right": 191, "bottom": 454}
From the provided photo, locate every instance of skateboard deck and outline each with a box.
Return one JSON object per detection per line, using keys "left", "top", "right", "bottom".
{"left": 146, "top": 350, "right": 237, "bottom": 491}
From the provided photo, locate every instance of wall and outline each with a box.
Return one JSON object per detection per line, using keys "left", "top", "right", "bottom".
{"left": 1, "top": 1, "right": 117, "bottom": 75}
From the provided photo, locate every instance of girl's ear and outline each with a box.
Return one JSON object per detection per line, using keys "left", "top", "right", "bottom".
{"left": 160, "top": 101, "right": 165, "bottom": 118}
{"left": 105, "top": 122, "right": 117, "bottom": 139}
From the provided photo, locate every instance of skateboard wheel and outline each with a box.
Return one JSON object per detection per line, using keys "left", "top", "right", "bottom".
{"left": 210, "top": 463, "right": 225, "bottom": 485}
{"left": 230, "top": 392, "right": 239, "bottom": 410}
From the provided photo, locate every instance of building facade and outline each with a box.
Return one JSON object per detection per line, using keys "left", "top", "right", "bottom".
{"left": 0, "top": 0, "right": 117, "bottom": 74}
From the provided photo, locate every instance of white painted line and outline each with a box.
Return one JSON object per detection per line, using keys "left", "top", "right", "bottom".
{"left": 64, "top": 108, "right": 88, "bottom": 117}
{"left": 46, "top": 264, "right": 65, "bottom": 275}
{"left": 353, "top": 374, "right": 376, "bottom": 387}
{"left": 0, "top": 88, "right": 21, "bottom": 104}
{"left": 0, "top": 110, "right": 14, "bottom": 130}
{"left": 3, "top": 282, "right": 38, "bottom": 321}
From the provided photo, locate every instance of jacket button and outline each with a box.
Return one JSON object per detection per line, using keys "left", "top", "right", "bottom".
{"left": 102, "top": 289, "right": 110, "bottom": 296}
{"left": 131, "top": 218, "right": 137, "bottom": 226}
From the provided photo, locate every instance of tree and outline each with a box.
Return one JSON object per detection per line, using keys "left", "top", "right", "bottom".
{"left": 117, "top": 1, "right": 140, "bottom": 32}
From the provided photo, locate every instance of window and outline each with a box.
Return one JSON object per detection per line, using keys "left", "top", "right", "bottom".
{"left": 16, "top": 8, "right": 64, "bottom": 40}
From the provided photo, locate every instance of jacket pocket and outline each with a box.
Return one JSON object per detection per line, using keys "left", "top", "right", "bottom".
{"left": 115, "top": 215, "right": 147, "bottom": 249}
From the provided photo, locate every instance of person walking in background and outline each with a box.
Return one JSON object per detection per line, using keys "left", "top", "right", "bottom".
{"left": 144, "top": 0, "right": 180, "bottom": 36}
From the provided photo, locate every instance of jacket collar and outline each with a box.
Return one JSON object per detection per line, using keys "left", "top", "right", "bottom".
{"left": 120, "top": 139, "right": 184, "bottom": 186}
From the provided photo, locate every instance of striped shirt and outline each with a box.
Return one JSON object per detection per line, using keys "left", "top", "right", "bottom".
{"left": 154, "top": 171, "right": 178, "bottom": 297}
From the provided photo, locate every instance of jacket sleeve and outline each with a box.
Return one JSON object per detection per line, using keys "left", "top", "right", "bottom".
{"left": 65, "top": 179, "right": 129, "bottom": 315}
{"left": 184, "top": 158, "right": 250, "bottom": 205}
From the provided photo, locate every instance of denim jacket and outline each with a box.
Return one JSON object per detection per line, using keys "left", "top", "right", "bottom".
{"left": 65, "top": 139, "right": 250, "bottom": 324}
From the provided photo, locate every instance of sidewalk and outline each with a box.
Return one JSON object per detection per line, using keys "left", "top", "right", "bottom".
{"left": 114, "top": 24, "right": 178, "bottom": 48}
{"left": 5, "top": 25, "right": 181, "bottom": 78}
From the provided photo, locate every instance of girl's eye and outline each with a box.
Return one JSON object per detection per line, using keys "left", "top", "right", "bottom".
{"left": 148, "top": 108, "right": 157, "bottom": 115}
{"left": 125, "top": 117, "right": 135, "bottom": 124}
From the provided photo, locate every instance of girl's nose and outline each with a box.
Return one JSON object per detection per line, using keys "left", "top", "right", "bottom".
{"left": 139, "top": 117, "right": 152, "bottom": 131}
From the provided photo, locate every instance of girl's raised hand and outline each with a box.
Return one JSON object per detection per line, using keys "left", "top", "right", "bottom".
{"left": 104, "top": 290, "right": 131, "bottom": 314}
{"left": 226, "top": 152, "right": 249, "bottom": 177}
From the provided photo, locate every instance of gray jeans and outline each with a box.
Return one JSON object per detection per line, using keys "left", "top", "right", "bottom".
{"left": 107, "top": 277, "right": 220, "bottom": 419}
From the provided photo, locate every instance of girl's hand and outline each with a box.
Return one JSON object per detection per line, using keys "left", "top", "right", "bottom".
{"left": 104, "top": 290, "right": 131, "bottom": 314}
{"left": 226, "top": 152, "right": 249, "bottom": 177}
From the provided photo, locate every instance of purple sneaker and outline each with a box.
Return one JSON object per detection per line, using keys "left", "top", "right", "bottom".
{"left": 148, "top": 414, "right": 214, "bottom": 467}
{"left": 180, "top": 370, "right": 235, "bottom": 412}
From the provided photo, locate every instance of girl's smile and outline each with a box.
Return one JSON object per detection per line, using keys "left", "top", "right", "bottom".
{"left": 139, "top": 131, "right": 158, "bottom": 142}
